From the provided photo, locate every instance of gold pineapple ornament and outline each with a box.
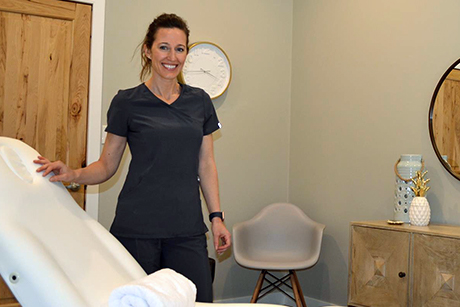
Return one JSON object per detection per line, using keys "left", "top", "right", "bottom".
{"left": 409, "top": 170, "right": 431, "bottom": 226}
{"left": 410, "top": 170, "right": 431, "bottom": 197}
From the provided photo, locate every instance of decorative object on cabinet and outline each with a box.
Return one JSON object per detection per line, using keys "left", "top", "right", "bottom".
{"left": 394, "top": 154, "right": 423, "bottom": 222}
{"left": 349, "top": 221, "right": 460, "bottom": 307}
{"left": 429, "top": 58, "right": 460, "bottom": 180}
{"left": 178, "top": 41, "right": 232, "bottom": 100}
{"left": 408, "top": 170, "right": 431, "bottom": 226}
{"left": 233, "top": 203, "right": 325, "bottom": 307}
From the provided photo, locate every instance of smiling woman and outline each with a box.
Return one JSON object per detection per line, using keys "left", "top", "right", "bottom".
{"left": 139, "top": 13, "right": 190, "bottom": 82}
{"left": 34, "top": 13, "right": 231, "bottom": 303}
{"left": 143, "top": 27, "right": 187, "bottom": 104}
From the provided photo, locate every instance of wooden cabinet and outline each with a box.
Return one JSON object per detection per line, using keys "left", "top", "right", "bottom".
{"left": 348, "top": 221, "right": 460, "bottom": 307}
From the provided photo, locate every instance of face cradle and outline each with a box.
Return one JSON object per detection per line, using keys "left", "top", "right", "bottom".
{"left": 145, "top": 27, "right": 188, "bottom": 81}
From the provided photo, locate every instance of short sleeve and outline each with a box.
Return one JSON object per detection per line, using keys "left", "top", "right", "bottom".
{"left": 106, "top": 91, "right": 129, "bottom": 137}
{"left": 202, "top": 92, "right": 221, "bottom": 135}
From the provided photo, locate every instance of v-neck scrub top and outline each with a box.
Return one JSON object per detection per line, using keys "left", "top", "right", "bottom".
{"left": 106, "top": 83, "right": 220, "bottom": 238}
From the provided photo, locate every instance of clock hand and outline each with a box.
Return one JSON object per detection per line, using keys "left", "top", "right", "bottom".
{"left": 185, "top": 68, "right": 218, "bottom": 79}
{"left": 201, "top": 68, "right": 217, "bottom": 79}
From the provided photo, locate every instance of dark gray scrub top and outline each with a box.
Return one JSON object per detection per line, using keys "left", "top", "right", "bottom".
{"left": 106, "top": 83, "right": 220, "bottom": 238}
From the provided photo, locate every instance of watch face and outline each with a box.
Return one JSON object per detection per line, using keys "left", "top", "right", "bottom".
{"left": 180, "top": 42, "right": 231, "bottom": 99}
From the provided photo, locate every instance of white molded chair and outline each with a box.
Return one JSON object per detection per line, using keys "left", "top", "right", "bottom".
{"left": 0, "top": 137, "right": 282, "bottom": 307}
{"left": 233, "top": 203, "right": 325, "bottom": 307}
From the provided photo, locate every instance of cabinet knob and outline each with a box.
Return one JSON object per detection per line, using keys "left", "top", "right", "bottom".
{"left": 398, "top": 272, "right": 406, "bottom": 278}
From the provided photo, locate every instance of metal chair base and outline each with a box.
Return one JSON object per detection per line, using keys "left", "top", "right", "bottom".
{"left": 250, "top": 270, "right": 307, "bottom": 307}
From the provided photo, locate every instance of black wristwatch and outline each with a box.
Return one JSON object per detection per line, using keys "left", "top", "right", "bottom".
{"left": 209, "top": 211, "right": 225, "bottom": 222}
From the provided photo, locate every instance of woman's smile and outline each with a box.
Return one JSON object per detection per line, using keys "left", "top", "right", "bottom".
{"left": 145, "top": 28, "right": 187, "bottom": 80}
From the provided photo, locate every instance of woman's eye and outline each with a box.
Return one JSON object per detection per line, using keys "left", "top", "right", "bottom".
{"left": 176, "top": 47, "right": 185, "bottom": 53}
{"left": 159, "top": 45, "right": 169, "bottom": 51}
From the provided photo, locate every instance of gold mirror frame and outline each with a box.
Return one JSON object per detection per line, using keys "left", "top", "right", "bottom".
{"left": 429, "top": 58, "right": 460, "bottom": 180}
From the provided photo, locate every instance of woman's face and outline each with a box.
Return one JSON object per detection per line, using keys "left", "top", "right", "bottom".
{"left": 145, "top": 27, "right": 187, "bottom": 81}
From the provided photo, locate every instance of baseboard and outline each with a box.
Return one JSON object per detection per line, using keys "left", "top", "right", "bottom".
{"left": 214, "top": 292, "right": 338, "bottom": 306}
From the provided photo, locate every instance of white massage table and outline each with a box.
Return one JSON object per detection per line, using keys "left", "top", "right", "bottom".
{"left": 0, "top": 137, "right": 282, "bottom": 307}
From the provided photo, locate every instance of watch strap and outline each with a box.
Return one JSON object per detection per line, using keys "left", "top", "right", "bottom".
{"left": 209, "top": 211, "right": 224, "bottom": 222}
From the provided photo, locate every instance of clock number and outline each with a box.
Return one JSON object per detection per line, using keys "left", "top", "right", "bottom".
{"left": 210, "top": 85, "right": 217, "bottom": 96}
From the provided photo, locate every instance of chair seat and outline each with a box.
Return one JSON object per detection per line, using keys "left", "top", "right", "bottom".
{"left": 236, "top": 254, "right": 319, "bottom": 271}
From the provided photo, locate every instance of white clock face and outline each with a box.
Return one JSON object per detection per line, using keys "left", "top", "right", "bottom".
{"left": 181, "top": 42, "right": 231, "bottom": 99}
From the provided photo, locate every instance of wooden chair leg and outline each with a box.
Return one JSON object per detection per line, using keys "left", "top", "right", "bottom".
{"left": 292, "top": 270, "right": 307, "bottom": 307}
{"left": 290, "top": 270, "right": 303, "bottom": 307}
{"left": 251, "top": 270, "right": 266, "bottom": 303}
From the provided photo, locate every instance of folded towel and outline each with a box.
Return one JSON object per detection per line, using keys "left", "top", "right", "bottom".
{"left": 108, "top": 268, "right": 196, "bottom": 307}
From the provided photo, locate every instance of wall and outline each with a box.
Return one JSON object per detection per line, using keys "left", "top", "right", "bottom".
{"left": 290, "top": 0, "right": 460, "bottom": 304}
{"left": 99, "top": 0, "right": 460, "bottom": 304}
{"left": 99, "top": 0, "right": 293, "bottom": 301}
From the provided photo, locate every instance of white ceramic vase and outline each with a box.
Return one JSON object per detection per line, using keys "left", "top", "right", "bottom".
{"left": 394, "top": 154, "right": 422, "bottom": 222}
{"left": 409, "top": 197, "right": 430, "bottom": 226}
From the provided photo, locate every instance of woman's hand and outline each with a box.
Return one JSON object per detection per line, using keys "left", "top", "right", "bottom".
{"left": 34, "top": 156, "right": 77, "bottom": 183}
{"left": 211, "top": 219, "right": 231, "bottom": 255}
{"left": 33, "top": 133, "right": 127, "bottom": 186}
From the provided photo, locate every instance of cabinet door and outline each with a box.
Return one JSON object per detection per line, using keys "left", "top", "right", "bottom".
{"left": 413, "top": 234, "right": 460, "bottom": 307}
{"left": 349, "top": 226, "right": 410, "bottom": 307}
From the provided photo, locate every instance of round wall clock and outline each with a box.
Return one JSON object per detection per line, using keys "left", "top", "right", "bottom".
{"left": 179, "top": 42, "right": 232, "bottom": 100}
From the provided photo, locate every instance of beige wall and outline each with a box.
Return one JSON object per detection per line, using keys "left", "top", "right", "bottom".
{"left": 99, "top": 0, "right": 293, "bottom": 301}
{"left": 99, "top": 0, "right": 460, "bottom": 304}
{"left": 290, "top": 0, "right": 460, "bottom": 304}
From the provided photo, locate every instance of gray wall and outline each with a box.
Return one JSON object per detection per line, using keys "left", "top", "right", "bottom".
{"left": 99, "top": 0, "right": 293, "bottom": 301}
{"left": 99, "top": 0, "right": 460, "bottom": 305}
{"left": 289, "top": 0, "right": 460, "bottom": 304}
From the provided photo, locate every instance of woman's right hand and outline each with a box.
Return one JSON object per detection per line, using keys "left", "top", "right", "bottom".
{"left": 33, "top": 134, "right": 127, "bottom": 185}
{"left": 34, "top": 156, "right": 77, "bottom": 183}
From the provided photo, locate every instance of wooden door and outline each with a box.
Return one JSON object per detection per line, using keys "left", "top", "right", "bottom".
{"left": 412, "top": 234, "right": 460, "bottom": 307}
{"left": 0, "top": 0, "right": 91, "bottom": 305}
{"left": 349, "top": 226, "right": 410, "bottom": 307}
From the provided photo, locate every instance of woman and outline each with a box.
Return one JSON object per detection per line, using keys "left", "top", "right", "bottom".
{"left": 35, "top": 13, "right": 231, "bottom": 302}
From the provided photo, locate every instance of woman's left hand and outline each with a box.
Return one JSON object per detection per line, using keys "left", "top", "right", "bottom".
{"left": 211, "top": 219, "right": 231, "bottom": 255}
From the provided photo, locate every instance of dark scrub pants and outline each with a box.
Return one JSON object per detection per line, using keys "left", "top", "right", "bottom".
{"left": 116, "top": 234, "right": 213, "bottom": 302}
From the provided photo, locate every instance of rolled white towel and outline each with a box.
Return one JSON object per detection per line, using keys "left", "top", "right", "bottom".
{"left": 109, "top": 268, "right": 196, "bottom": 307}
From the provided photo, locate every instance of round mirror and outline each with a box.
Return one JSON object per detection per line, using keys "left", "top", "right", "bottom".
{"left": 429, "top": 58, "right": 460, "bottom": 180}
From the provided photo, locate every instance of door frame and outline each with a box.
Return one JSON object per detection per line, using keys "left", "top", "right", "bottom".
{"left": 70, "top": 0, "right": 105, "bottom": 220}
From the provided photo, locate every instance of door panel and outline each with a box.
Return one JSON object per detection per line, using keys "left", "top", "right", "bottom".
{"left": 0, "top": 0, "right": 76, "bottom": 20}
{"left": 1, "top": 12, "right": 72, "bottom": 158}
{"left": 0, "top": 0, "right": 91, "bottom": 304}
{"left": 66, "top": 3, "right": 91, "bottom": 206}
{"left": 349, "top": 226, "right": 410, "bottom": 307}
{"left": 413, "top": 234, "right": 460, "bottom": 307}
